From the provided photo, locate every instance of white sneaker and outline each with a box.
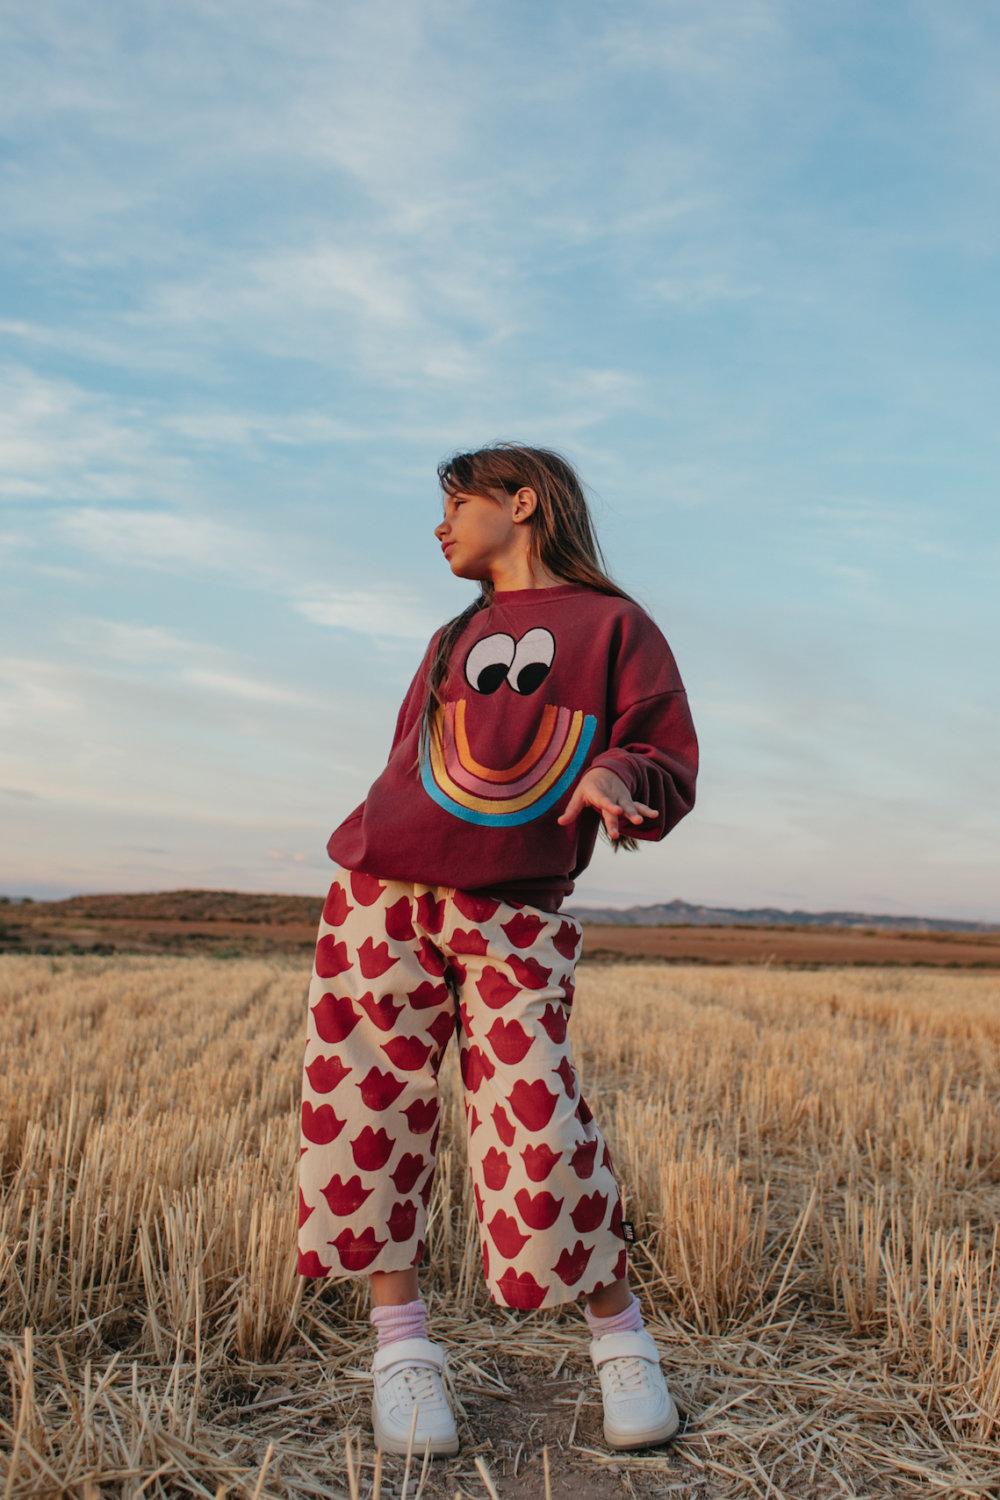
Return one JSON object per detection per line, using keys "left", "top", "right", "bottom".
{"left": 590, "top": 1330, "right": 680, "bottom": 1449}
{"left": 371, "top": 1337, "right": 459, "bottom": 1457}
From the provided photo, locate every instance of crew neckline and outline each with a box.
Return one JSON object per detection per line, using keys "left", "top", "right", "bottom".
{"left": 489, "top": 583, "right": 588, "bottom": 604}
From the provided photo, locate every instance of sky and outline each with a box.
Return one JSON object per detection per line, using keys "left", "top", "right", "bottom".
{"left": 2, "top": 0, "right": 998, "bottom": 920}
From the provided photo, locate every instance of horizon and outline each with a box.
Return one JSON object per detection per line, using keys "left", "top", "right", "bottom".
{"left": 3, "top": 3, "right": 999, "bottom": 922}
{"left": 4, "top": 883, "right": 996, "bottom": 931}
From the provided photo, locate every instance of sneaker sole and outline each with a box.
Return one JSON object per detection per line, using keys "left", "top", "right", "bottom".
{"left": 603, "top": 1407, "right": 681, "bottom": 1450}
{"left": 371, "top": 1413, "right": 460, "bottom": 1457}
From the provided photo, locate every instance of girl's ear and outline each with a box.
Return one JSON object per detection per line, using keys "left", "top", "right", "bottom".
{"left": 511, "top": 486, "right": 538, "bottom": 524}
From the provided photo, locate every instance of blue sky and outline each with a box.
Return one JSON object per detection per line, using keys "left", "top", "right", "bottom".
{"left": 2, "top": 0, "right": 998, "bottom": 919}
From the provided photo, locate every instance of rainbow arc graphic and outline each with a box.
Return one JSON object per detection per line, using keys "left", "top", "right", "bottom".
{"left": 421, "top": 699, "right": 597, "bottom": 827}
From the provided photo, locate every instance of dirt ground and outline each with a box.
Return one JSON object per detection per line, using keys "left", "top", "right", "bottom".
{"left": 579, "top": 922, "right": 1000, "bottom": 968}
{"left": 226, "top": 1339, "right": 698, "bottom": 1500}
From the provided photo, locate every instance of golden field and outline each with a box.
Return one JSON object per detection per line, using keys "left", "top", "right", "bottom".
{"left": 1, "top": 954, "right": 999, "bottom": 1500}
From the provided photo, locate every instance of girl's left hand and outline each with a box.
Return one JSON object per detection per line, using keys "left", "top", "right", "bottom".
{"left": 557, "top": 769, "right": 656, "bottom": 842}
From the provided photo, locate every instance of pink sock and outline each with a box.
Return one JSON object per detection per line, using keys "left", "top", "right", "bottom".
{"left": 370, "top": 1298, "right": 427, "bottom": 1350}
{"left": 584, "top": 1293, "right": 644, "bottom": 1339}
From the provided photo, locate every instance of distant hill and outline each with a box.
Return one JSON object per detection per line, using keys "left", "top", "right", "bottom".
{"left": 565, "top": 898, "right": 998, "bottom": 935}
{"left": 2, "top": 889, "right": 324, "bottom": 924}
{"left": 4, "top": 888, "right": 995, "bottom": 935}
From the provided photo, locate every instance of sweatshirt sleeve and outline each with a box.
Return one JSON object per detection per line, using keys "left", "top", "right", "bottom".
{"left": 589, "top": 689, "right": 698, "bottom": 840}
{"left": 587, "top": 609, "right": 698, "bottom": 840}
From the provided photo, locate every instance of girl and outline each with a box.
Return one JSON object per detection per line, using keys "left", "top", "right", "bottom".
{"left": 298, "top": 444, "right": 698, "bottom": 1456}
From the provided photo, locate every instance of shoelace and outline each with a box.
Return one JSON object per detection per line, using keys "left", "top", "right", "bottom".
{"left": 602, "top": 1356, "right": 653, "bottom": 1394}
{"left": 394, "top": 1363, "right": 447, "bottom": 1409}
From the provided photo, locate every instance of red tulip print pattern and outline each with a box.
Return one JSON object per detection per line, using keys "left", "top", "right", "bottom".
{"left": 384, "top": 895, "right": 416, "bottom": 941}
{"left": 322, "top": 882, "right": 353, "bottom": 927}
{"left": 554, "top": 1055, "right": 577, "bottom": 1099}
{"left": 298, "top": 1248, "right": 331, "bottom": 1277}
{"left": 552, "top": 919, "right": 580, "bottom": 959}
{"left": 452, "top": 889, "right": 500, "bottom": 923}
{"left": 358, "top": 1066, "right": 407, "bottom": 1110}
{"left": 387, "top": 1200, "right": 418, "bottom": 1242}
{"left": 481, "top": 1147, "right": 511, "bottom": 1190}
{"left": 538, "top": 1003, "right": 568, "bottom": 1044}
{"left": 501, "top": 911, "right": 545, "bottom": 948}
{"left": 350, "top": 1126, "right": 394, "bottom": 1171}
{"left": 496, "top": 1269, "right": 547, "bottom": 1310}
{"left": 416, "top": 937, "right": 447, "bottom": 975}
{"left": 305, "top": 1054, "right": 351, "bottom": 1093}
{"left": 553, "top": 1240, "right": 594, "bottom": 1286}
{"left": 390, "top": 1152, "right": 426, "bottom": 1194}
{"left": 508, "top": 954, "right": 551, "bottom": 990}
{"left": 331, "top": 1226, "right": 386, "bottom": 1269}
{"left": 492, "top": 1105, "right": 516, "bottom": 1147}
{"left": 487, "top": 1210, "right": 530, "bottom": 1258}
{"left": 427, "top": 1010, "right": 455, "bottom": 1050}
{"left": 570, "top": 1138, "right": 599, "bottom": 1178}
{"left": 570, "top": 1191, "right": 609, "bottom": 1233}
{"left": 508, "top": 1078, "right": 559, "bottom": 1130}
{"left": 382, "top": 1035, "right": 432, "bottom": 1071}
{"left": 450, "top": 926, "right": 489, "bottom": 955}
{"left": 358, "top": 937, "right": 397, "bottom": 978}
{"left": 320, "top": 1173, "right": 372, "bottom": 1216}
{"left": 461, "top": 1043, "right": 495, "bottom": 1093}
{"left": 476, "top": 966, "right": 520, "bottom": 1009}
{"left": 311, "top": 992, "right": 359, "bottom": 1044}
{"left": 356, "top": 991, "right": 404, "bottom": 1030}
{"left": 415, "top": 891, "right": 446, "bottom": 933}
{"left": 401, "top": 1097, "right": 438, "bottom": 1134}
{"left": 301, "top": 1102, "right": 346, "bottom": 1144}
{"left": 522, "top": 1141, "right": 561, "bottom": 1181}
{"left": 349, "top": 870, "right": 385, "bottom": 906}
{"left": 514, "top": 1188, "right": 563, "bottom": 1229}
{"left": 407, "top": 980, "right": 448, "bottom": 1009}
{"left": 485, "top": 1016, "right": 533, "bottom": 1063}
{"left": 315, "top": 936, "right": 352, "bottom": 979}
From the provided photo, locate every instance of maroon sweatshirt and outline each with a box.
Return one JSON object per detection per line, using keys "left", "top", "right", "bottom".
{"left": 328, "top": 584, "right": 698, "bottom": 911}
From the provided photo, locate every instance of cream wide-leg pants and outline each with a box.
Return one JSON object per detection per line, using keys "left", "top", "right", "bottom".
{"left": 297, "top": 870, "right": 628, "bottom": 1310}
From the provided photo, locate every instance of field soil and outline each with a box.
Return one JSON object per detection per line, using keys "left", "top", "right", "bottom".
{"left": 3, "top": 889, "right": 998, "bottom": 966}
{"left": 580, "top": 921, "right": 1000, "bottom": 967}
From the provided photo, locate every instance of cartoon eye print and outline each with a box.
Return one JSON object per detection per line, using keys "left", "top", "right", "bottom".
{"left": 463, "top": 628, "right": 557, "bottom": 695}
{"left": 506, "top": 627, "right": 555, "bottom": 695}
{"left": 464, "top": 633, "right": 515, "bottom": 694}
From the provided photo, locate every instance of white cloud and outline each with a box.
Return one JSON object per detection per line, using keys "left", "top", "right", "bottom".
{"left": 59, "top": 506, "right": 243, "bottom": 569}
{"left": 295, "top": 591, "right": 440, "bottom": 641}
{"left": 162, "top": 409, "right": 369, "bottom": 450}
{"left": 68, "top": 618, "right": 319, "bottom": 707}
{"left": 180, "top": 667, "right": 312, "bottom": 706}
{"left": 600, "top": 0, "right": 786, "bottom": 84}
{"left": 0, "top": 366, "right": 188, "bottom": 502}
{"left": 78, "top": 620, "right": 201, "bottom": 664}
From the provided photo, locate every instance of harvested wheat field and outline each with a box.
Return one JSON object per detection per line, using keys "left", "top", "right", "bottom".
{"left": 2, "top": 956, "right": 999, "bottom": 1499}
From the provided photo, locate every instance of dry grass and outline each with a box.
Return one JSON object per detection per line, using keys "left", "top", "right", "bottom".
{"left": 1, "top": 955, "right": 999, "bottom": 1499}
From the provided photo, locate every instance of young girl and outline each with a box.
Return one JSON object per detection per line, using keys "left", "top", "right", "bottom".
{"left": 298, "top": 444, "right": 698, "bottom": 1456}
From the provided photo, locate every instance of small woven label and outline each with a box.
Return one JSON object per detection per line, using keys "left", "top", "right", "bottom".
{"left": 621, "top": 1219, "right": 638, "bottom": 1244}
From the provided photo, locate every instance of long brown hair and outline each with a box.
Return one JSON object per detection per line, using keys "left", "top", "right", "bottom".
{"left": 421, "top": 442, "right": 638, "bottom": 849}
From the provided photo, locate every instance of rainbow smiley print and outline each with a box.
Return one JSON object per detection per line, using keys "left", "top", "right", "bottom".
{"left": 421, "top": 628, "right": 597, "bottom": 828}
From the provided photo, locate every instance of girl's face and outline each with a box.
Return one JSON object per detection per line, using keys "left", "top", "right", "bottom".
{"left": 434, "top": 487, "right": 533, "bottom": 583}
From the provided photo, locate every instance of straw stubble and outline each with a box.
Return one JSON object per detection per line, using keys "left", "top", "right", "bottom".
{"left": 1, "top": 954, "right": 998, "bottom": 1498}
